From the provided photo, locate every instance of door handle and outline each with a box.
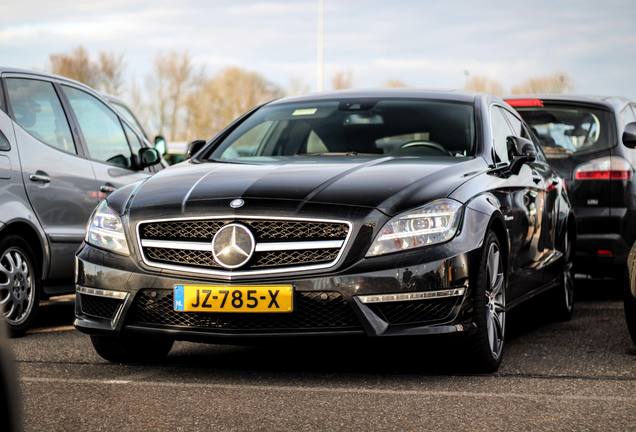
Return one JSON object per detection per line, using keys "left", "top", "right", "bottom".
{"left": 29, "top": 173, "right": 50, "bottom": 184}
{"left": 99, "top": 184, "right": 116, "bottom": 194}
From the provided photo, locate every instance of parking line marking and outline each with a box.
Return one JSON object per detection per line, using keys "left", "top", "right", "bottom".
{"left": 27, "top": 325, "right": 75, "bottom": 335}
{"left": 20, "top": 376, "right": 636, "bottom": 403}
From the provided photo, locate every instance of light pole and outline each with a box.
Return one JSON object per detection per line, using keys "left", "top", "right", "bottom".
{"left": 316, "top": 0, "right": 325, "bottom": 91}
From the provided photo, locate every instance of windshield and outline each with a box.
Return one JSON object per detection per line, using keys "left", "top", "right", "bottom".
{"left": 516, "top": 104, "right": 614, "bottom": 157}
{"left": 208, "top": 99, "right": 475, "bottom": 162}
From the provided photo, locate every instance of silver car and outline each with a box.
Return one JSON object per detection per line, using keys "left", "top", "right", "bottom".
{"left": 0, "top": 67, "right": 163, "bottom": 334}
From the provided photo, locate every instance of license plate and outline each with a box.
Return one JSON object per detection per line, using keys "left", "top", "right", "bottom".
{"left": 173, "top": 284, "right": 293, "bottom": 313}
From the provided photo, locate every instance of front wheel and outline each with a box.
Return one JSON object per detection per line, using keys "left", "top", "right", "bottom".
{"left": 550, "top": 229, "right": 575, "bottom": 321}
{"left": 0, "top": 235, "right": 41, "bottom": 336}
{"left": 90, "top": 334, "right": 174, "bottom": 364}
{"left": 465, "top": 230, "right": 506, "bottom": 373}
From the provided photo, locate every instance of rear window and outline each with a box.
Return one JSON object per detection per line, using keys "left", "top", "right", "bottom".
{"left": 515, "top": 104, "right": 615, "bottom": 158}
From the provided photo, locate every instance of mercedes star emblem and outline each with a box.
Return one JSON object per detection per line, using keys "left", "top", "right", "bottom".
{"left": 211, "top": 223, "right": 255, "bottom": 269}
{"left": 230, "top": 199, "right": 245, "bottom": 209}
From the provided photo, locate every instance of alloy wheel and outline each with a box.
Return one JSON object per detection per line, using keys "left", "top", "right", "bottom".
{"left": 485, "top": 242, "right": 505, "bottom": 359}
{"left": 0, "top": 247, "right": 35, "bottom": 326}
{"left": 563, "top": 230, "right": 574, "bottom": 311}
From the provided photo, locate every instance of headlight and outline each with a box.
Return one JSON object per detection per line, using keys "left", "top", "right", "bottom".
{"left": 366, "top": 199, "right": 463, "bottom": 257}
{"left": 85, "top": 201, "right": 130, "bottom": 256}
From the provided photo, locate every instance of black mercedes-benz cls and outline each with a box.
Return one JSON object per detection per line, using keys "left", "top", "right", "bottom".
{"left": 74, "top": 90, "right": 574, "bottom": 372}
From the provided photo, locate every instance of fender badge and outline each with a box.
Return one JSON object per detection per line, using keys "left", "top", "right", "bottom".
{"left": 230, "top": 199, "right": 245, "bottom": 209}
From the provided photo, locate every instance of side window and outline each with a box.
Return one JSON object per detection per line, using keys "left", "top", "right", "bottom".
{"left": 502, "top": 109, "right": 524, "bottom": 138}
{"left": 0, "top": 129, "right": 10, "bottom": 151}
{"left": 112, "top": 102, "right": 147, "bottom": 138}
{"left": 123, "top": 123, "right": 142, "bottom": 154}
{"left": 5, "top": 78, "right": 75, "bottom": 154}
{"left": 491, "top": 107, "right": 514, "bottom": 163}
{"left": 525, "top": 125, "right": 547, "bottom": 163}
{"left": 62, "top": 85, "right": 132, "bottom": 168}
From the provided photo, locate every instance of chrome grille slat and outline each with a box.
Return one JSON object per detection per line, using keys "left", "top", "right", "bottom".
{"left": 136, "top": 216, "right": 352, "bottom": 278}
{"left": 140, "top": 239, "right": 344, "bottom": 252}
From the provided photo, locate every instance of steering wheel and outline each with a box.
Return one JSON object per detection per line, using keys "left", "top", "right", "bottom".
{"left": 399, "top": 141, "right": 453, "bottom": 156}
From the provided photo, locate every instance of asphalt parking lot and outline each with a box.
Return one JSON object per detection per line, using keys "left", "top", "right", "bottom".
{"left": 9, "top": 280, "right": 636, "bottom": 432}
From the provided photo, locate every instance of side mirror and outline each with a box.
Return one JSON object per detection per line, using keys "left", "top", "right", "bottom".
{"left": 186, "top": 139, "right": 206, "bottom": 159}
{"left": 154, "top": 135, "right": 167, "bottom": 155}
{"left": 623, "top": 122, "right": 636, "bottom": 149}
{"left": 507, "top": 136, "right": 536, "bottom": 175}
{"left": 138, "top": 147, "right": 161, "bottom": 168}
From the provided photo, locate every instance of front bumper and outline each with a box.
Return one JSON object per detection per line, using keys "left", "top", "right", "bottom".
{"left": 74, "top": 205, "right": 493, "bottom": 341}
{"left": 74, "top": 246, "right": 480, "bottom": 341}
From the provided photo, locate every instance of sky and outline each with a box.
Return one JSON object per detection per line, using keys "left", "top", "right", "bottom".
{"left": 1, "top": 0, "right": 635, "bottom": 98}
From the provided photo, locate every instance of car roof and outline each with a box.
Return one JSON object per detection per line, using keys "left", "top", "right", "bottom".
{"left": 0, "top": 66, "right": 92, "bottom": 90}
{"left": 269, "top": 88, "right": 489, "bottom": 105}
{"left": 505, "top": 94, "right": 633, "bottom": 112}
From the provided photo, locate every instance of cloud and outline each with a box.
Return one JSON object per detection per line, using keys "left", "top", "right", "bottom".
{"left": 0, "top": 0, "right": 634, "bottom": 98}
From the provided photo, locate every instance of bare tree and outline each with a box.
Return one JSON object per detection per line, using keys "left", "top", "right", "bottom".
{"left": 464, "top": 75, "right": 504, "bottom": 96}
{"left": 97, "top": 52, "right": 126, "bottom": 96}
{"left": 49, "top": 46, "right": 127, "bottom": 96}
{"left": 331, "top": 70, "right": 353, "bottom": 90}
{"left": 186, "top": 67, "right": 283, "bottom": 139}
{"left": 383, "top": 79, "right": 408, "bottom": 88}
{"left": 147, "top": 51, "right": 199, "bottom": 141}
{"left": 49, "top": 46, "right": 98, "bottom": 88}
{"left": 511, "top": 73, "right": 573, "bottom": 95}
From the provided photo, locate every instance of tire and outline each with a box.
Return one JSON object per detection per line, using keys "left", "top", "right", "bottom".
{"left": 90, "top": 334, "right": 174, "bottom": 363}
{"left": 550, "top": 228, "right": 575, "bottom": 321}
{"left": 0, "top": 235, "right": 41, "bottom": 336}
{"left": 623, "top": 270, "right": 636, "bottom": 345}
{"left": 465, "top": 230, "right": 506, "bottom": 373}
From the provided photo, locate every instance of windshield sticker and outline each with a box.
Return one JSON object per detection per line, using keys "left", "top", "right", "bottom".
{"left": 292, "top": 108, "right": 318, "bottom": 116}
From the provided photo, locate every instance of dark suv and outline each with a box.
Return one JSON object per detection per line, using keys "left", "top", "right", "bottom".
{"left": 0, "top": 67, "right": 163, "bottom": 334}
{"left": 507, "top": 96, "right": 636, "bottom": 278}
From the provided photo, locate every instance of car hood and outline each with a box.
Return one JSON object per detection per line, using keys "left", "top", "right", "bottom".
{"left": 126, "top": 157, "right": 488, "bottom": 217}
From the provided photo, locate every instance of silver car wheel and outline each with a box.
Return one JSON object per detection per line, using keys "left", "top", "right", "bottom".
{"left": 485, "top": 242, "right": 505, "bottom": 359}
{"left": 563, "top": 230, "right": 574, "bottom": 311}
{"left": 0, "top": 248, "right": 35, "bottom": 326}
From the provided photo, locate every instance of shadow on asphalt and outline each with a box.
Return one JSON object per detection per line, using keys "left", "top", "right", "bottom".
{"left": 29, "top": 279, "right": 626, "bottom": 375}
{"left": 31, "top": 297, "right": 75, "bottom": 330}
{"left": 159, "top": 279, "right": 625, "bottom": 376}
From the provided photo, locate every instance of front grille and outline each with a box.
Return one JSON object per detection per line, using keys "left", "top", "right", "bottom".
{"left": 127, "top": 289, "right": 362, "bottom": 332}
{"left": 79, "top": 294, "right": 122, "bottom": 320}
{"left": 144, "top": 247, "right": 340, "bottom": 270}
{"left": 369, "top": 297, "right": 459, "bottom": 326}
{"left": 138, "top": 217, "right": 350, "bottom": 273}
{"left": 140, "top": 219, "right": 349, "bottom": 243}
{"left": 145, "top": 247, "right": 221, "bottom": 269}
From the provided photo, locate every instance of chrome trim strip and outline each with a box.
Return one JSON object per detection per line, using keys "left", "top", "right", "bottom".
{"left": 141, "top": 239, "right": 214, "bottom": 251}
{"left": 76, "top": 286, "right": 129, "bottom": 300}
{"left": 135, "top": 215, "right": 353, "bottom": 279}
{"left": 357, "top": 288, "right": 466, "bottom": 304}
{"left": 140, "top": 239, "right": 344, "bottom": 252}
{"left": 255, "top": 240, "right": 343, "bottom": 252}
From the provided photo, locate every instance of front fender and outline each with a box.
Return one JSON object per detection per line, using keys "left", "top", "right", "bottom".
{"left": 464, "top": 192, "right": 510, "bottom": 267}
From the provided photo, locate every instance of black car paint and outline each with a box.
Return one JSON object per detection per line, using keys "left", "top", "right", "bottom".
{"left": 75, "top": 91, "right": 572, "bottom": 341}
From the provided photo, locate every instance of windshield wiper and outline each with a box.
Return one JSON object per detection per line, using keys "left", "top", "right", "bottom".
{"left": 296, "top": 152, "right": 377, "bottom": 157}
